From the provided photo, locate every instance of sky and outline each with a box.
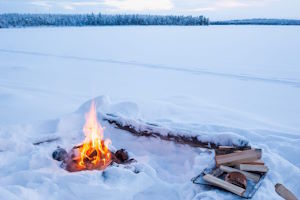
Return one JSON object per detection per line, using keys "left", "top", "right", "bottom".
{"left": 0, "top": 0, "right": 300, "bottom": 20}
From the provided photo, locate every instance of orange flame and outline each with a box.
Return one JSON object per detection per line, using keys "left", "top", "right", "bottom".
{"left": 78, "top": 101, "right": 111, "bottom": 168}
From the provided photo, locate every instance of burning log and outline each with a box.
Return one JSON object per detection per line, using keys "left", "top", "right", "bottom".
{"left": 53, "top": 146, "right": 135, "bottom": 172}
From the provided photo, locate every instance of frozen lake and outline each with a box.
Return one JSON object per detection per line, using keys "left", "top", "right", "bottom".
{"left": 0, "top": 26, "right": 299, "bottom": 133}
{"left": 0, "top": 25, "right": 300, "bottom": 200}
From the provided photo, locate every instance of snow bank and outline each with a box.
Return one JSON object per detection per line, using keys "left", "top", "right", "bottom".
{"left": 0, "top": 96, "right": 299, "bottom": 199}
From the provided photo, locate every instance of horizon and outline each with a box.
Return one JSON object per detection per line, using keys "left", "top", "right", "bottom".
{"left": 1, "top": 0, "right": 300, "bottom": 20}
{"left": 1, "top": 13, "right": 300, "bottom": 22}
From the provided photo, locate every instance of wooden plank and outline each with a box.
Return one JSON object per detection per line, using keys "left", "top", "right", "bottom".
{"left": 238, "top": 164, "right": 268, "bottom": 173}
{"left": 203, "top": 174, "right": 245, "bottom": 196}
{"left": 215, "top": 149, "right": 262, "bottom": 167}
{"left": 242, "top": 159, "right": 265, "bottom": 165}
{"left": 275, "top": 183, "right": 298, "bottom": 200}
{"left": 220, "top": 165, "right": 261, "bottom": 183}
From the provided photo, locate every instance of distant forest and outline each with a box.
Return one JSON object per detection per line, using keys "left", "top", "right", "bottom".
{"left": 1, "top": 14, "right": 299, "bottom": 28}
{"left": 211, "top": 19, "right": 300, "bottom": 25}
{"left": 0, "top": 13, "right": 209, "bottom": 28}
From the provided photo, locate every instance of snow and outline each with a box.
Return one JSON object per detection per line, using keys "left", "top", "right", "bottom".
{"left": 0, "top": 26, "right": 300, "bottom": 199}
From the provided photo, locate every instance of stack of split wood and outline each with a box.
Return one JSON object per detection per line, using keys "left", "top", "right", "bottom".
{"left": 203, "top": 146, "right": 268, "bottom": 197}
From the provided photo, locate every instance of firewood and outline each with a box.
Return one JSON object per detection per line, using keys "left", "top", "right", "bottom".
{"left": 203, "top": 174, "right": 245, "bottom": 196}
{"left": 218, "top": 146, "right": 251, "bottom": 150}
{"left": 238, "top": 164, "right": 268, "bottom": 173}
{"left": 215, "top": 146, "right": 252, "bottom": 155}
{"left": 215, "top": 148, "right": 236, "bottom": 155}
{"left": 241, "top": 159, "right": 264, "bottom": 165}
{"left": 115, "top": 149, "right": 129, "bottom": 162}
{"left": 218, "top": 146, "right": 234, "bottom": 149}
{"left": 275, "top": 183, "right": 298, "bottom": 200}
{"left": 220, "top": 165, "right": 261, "bottom": 183}
{"left": 215, "top": 149, "right": 262, "bottom": 167}
{"left": 211, "top": 168, "right": 224, "bottom": 177}
{"left": 225, "top": 172, "right": 247, "bottom": 189}
{"left": 111, "top": 149, "right": 136, "bottom": 165}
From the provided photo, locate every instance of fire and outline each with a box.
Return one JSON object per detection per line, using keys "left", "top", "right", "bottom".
{"left": 77, "top": 101, "right": 111, "bottom": 169}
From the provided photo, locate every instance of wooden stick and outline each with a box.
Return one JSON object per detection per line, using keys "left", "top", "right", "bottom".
{"left": 33, "top": 137, "right": 60, "bottom": 145}
{"left": 203, "top": 174, "right": 245, "bottom": 196}
{"left": 220, "top": 165, "right": 261, "bottom": 183}
{"left": 275, "top": 183, "right": 298, "bottom": 200}
{"left": 238, "top": 164, "right": 268, "bottom": 173}
{"left": 215, "top": 149, "right": 262, "bottom": 167}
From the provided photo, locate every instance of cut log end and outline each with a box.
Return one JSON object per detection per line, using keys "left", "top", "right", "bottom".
{"left": 275, "top": 183, "right": 298, "bottom": 200}
{"left": 225, "top": 171, "right": 247, "bottom": 189}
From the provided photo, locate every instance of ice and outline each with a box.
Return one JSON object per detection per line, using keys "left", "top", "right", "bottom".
{"left": 0, "top": 26, "right": 300, "bottom": 199}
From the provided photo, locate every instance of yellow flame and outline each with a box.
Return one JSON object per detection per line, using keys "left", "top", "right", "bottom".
{"left": 79, "top": 101, "right": 111, "bottom": 167}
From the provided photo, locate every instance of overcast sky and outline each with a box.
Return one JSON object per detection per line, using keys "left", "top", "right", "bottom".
{"left": 1, "top": 0, "right": 300, "bottom": 20}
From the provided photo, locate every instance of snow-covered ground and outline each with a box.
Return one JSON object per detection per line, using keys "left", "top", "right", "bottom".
{"left": 0, "top": 26, "right": 299, "bottom": 199}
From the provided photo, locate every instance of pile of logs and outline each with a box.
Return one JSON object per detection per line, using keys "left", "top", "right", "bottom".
{"left": 202, "top": 146, "right": 268, "bottom": 197}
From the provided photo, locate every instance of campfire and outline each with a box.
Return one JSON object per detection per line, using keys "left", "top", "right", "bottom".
{"left": 53, "top": 101, "right": 135, "bottom": 172}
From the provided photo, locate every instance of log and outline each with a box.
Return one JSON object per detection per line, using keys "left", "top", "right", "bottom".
{"left": 275, "top": 183, "right": 298, "bottom": 200}
{"left": 203, "top": 174, "right": 245, "bottom": 196}
{"left": 220, "top": 165, "right": 261, "bottom": 183}
{"left": 114, "top": 149, "right": 129, "bottom": 162}
{"left": 238, "top": 164, "right": 268, "bottom": 173}
{"left": 241, "top": 159, "right": 265, "bottom": 165}
{"left": 215, "top": 149, "right": 262, "bottom": 167}
{"left": 215, "top": 146, "right": 251, "bottom": 155}
{"left": 211, "top": 168, "right": 224, "bottom": 177}
{"left": 225, "top": 171, "right": 247, "bottom": 189}
{"left": 103, "top": 114, "right": 250, "bottom": 150}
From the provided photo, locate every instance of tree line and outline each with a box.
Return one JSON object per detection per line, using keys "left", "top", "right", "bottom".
{"left": 211, "top": 19, "right": 300, "bottom": 25}
{"left": 0, "top": 13, "right": 209, "bottom": 28}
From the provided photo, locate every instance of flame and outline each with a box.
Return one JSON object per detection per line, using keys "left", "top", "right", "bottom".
{"left": 78, "top": 101, "right": 111, "bottom": 168}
